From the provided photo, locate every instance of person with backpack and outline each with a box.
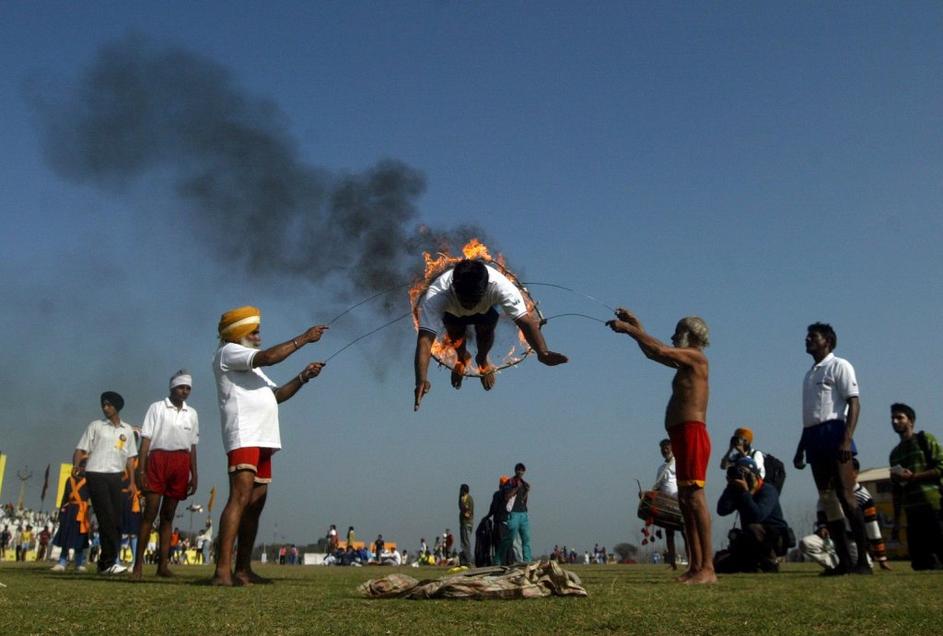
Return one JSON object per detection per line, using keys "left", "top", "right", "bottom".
{"left": 714, "top": 457, "right": 791, "bottom": 573}
{"left": 889, "top": 402, "right": 943, "bottom": 570}
{"left": 720, "top": 427, "right": 787, "bottom": 494}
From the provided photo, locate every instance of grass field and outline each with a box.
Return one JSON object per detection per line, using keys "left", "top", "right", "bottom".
{"left": 1, "top": 561, "right": 940, "bottom": 635}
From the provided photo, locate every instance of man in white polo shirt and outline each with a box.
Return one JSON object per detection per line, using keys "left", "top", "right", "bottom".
{"left": 413, "top": 259, "right": 568, "bottom": 410}
{"left": 73, "top": 391, "right": 138, "bottom": 575}
{"left": 210, "top": 305, "right": 327, "bottom": 587}
{"left": 794, "top": 322, "right": 871, "bottom": 575}
{"left": 131, "top": 369, "right": 199, "bottom": 580}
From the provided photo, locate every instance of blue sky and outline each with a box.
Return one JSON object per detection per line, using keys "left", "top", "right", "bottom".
{"left": 2, "top": 2, "right": 941, "bottom": 555}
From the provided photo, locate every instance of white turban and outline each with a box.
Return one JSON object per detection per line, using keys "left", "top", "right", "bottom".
{"left": 170, "top": 370, "right": 192, "bottom": 390}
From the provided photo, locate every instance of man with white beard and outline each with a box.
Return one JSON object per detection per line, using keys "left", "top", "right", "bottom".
{"left": 210, "top": 306, "right": 328, "bottom": 586}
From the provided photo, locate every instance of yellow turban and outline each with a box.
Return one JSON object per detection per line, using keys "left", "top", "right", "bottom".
{"left": 218, "top": 306, "right": 261, "bottom": 343}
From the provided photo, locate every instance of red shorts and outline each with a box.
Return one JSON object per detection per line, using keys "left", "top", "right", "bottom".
{"left": 668, "top": 421, "right": 711, "bottom": 488}
{"left": 145, "top": 449, "right": 191, "bottom": 500}
{"left": 227, "top": 447, "right": 275, "bottom": 484}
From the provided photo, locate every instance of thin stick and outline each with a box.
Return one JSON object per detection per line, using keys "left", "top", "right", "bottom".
{"left": 326, "top": 284, "right": 410, "bottom": 325}
{"left": 324, "top": 312, "right": 412, "bottom": 362}
{"left": 543, "top": 312, "right": 607, "bottom": 324}
{"left": 522, "top": 282, "right": 615, "bottom": 312}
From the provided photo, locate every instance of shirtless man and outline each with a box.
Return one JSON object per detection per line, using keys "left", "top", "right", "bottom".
{"left": 607, "top": 309, "right": 716, "bottom": 584}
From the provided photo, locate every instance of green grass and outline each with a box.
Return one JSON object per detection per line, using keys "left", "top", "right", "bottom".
{"left": 1, "top": 562, "right": 940, "bottom": 635}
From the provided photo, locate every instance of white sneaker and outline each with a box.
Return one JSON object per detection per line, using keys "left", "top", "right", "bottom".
{"left": 77, "top": 565, "right": 88, "bottom": 572}
{"left": 51, "top": 563, "right": 66, "bottom": 572}
{"left": 102, "top": 564, "right": 128, "bottom": 575}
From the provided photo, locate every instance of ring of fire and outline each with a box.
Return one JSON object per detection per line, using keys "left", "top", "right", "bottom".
{"left": 409, "top": 239, "right": 542, "bottom": 377}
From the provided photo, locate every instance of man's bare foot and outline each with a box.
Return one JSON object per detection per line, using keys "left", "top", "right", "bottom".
{"left": 235, "top": 569, "right": 272, "bottom": 585}
{"left": 129, "top": 570, "right": 143, "bottom": 582}
{"left": 209, "top": 573, "right": 234, "bottom": 586}
{"left": 451, "top": 352, "right": 471, "bottom": 389}
{"left": 683, "top": 570, "right": 718, "bottom": 585}
{"left": 675, "top": 569, "right": 694, "bottom": 582}
{"left": 477, "top": 358, "right": 496, "bottom": 390}
{"left": 156, "top": 567, "right": 174, "bottom": 578}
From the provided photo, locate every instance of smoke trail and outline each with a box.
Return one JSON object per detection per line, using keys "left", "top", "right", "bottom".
{"left": 29, "top": 34, "right": 484, "bottom": 312}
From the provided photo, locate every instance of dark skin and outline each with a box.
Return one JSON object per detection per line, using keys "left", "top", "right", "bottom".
{"left": 795, "top": 328, "right": 869, "bottom": 573}
{"left": 210, "top": 325, "right": 326, "bottom": 587}
{"left": 71, "top": 401, "right": 137, "bottom": 492}
{"left": 131, "top": 384, "right": 198, "bottom": 581}
{"left": 414, "top": 291, "right": 567, "bottom": 411}
{"left": 890, "top": 410, "right": 940, "bottom": 543}
{"left": 607, "top": 309, "right": 715, "bottom": 584}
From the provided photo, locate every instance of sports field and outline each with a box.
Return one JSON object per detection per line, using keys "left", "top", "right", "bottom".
{"left": 1, "top": 562, "right": 940, "bottom": 635}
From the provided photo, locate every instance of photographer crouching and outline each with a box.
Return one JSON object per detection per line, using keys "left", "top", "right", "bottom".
{"left": 714, "top": 457, "right": 793, "bottom": 573}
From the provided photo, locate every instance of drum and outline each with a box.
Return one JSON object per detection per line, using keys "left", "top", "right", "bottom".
{"left": 636, "top": 490, "right": 683, "bottom": 531}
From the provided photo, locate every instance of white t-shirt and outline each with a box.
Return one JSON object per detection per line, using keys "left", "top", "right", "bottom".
{"left": 653, "top": 458, "right": 678, "bottom": 496}
{"left": 140, "top": 398, "right": 199, "bottom": 451}
{"left": 76, "top": 419, "right": 138, "bottom": 473}
{"left": 802, "top": 353, "right": 859, "bottom": 428}
{"left": 417, "top": 265, "right": 528, "bottom": 334}
{"left": 213, "top": 342, "right": 281, "bottom": 453}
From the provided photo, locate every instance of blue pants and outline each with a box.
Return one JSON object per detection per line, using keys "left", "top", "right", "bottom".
{"left": 497, "top": 512, "right": 531, "bottom": 564}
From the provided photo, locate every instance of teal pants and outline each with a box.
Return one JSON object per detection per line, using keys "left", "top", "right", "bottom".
{"left": 497, "top": 511, "right": 531, "bottom": 564}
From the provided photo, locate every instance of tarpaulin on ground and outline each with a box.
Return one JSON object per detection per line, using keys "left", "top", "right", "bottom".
{"left": 358, "top": 560, "right": 588, "bottom": 600}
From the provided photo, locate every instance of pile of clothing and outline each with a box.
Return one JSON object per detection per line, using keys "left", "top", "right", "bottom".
{"left": 358, "top": 560, "right": 588, "bottom": 600}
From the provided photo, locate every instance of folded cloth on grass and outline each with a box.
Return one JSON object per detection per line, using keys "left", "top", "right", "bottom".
{"left": 358, "top": 560, "right": 588, "bottom": 600}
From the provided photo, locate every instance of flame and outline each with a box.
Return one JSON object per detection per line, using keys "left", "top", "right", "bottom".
{"left": 409, "top": 238, "right": 537, "bottom": 376}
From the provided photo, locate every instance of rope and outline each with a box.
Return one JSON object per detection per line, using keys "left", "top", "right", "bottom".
{"left": 521, "top": 282, "right": 615, "bottom": 312}
{"left": 323, "top": 312, "right": 412, "bottom": 362}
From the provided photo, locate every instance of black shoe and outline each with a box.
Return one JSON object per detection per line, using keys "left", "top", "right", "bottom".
{"left": 852, "top": 563, "right": 873, "bottom": 575}
{"left": 820, "top": 566, "right": 848, "bottom": 577}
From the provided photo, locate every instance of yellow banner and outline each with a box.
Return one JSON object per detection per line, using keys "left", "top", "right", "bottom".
{"left": 54, "top": 463, "right": 72, "bottom": 509}
{"left": 0, "top": 453, "right": 6, "bottom": 500}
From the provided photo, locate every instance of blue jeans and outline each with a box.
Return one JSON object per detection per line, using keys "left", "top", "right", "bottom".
{"left": 498, "top": 512, "right": 531, "bottom": 564}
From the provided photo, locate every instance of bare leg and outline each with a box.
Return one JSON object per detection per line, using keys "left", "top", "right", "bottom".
{"left": 157, "top": 498, "right": 180, "bottom": 577}
{"left": 834, "top": 460, "right": 872, "bottom": 573}
{"left": 475, "top": 322, "right": 496, "bottom": 390}
{"left": 211, "top": 470, "right": 256, "bottom": 586}
{"left": 234, "top": 483, "right": 269, "bottom": 585}
{"left": 679, "top": 486, "right": 716, "bottom": 584}
{"left": 445, "top": 326, "right": 470, "bottom": 389}
{"left": 131, "top": 493, "right": 161, "bottom": 580}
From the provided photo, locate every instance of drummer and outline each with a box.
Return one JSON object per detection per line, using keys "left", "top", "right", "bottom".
{"left": 653, "top": 439, "right": 685, "bottom": 570}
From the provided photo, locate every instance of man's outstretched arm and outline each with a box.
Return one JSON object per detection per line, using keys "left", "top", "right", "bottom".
{"left": 414, "top": 330, "right": 435, "bottom": 411}
{"left": 606, "top": 308, "right": 704, "bottom": 369}
{"left": 515, "top": 312, "right": 568, "bottom": 365}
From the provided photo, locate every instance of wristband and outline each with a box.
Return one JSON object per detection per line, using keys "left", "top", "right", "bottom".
{"left": 298, "top": 372, "right": 308, "bottom": 385}
{"left": 292, "top": 338, "right": 301, "bottom": 350}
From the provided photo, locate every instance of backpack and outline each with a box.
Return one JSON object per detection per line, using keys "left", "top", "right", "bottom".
{"left": 474, "top": 517, "right": 493, "bottom": 567}
{"left": 754, "top": 450, "right": 786, "bottom": 494}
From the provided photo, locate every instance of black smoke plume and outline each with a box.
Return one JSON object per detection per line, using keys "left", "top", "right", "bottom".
{"left": 30, "top": 34, "right": 484, "bottom": 315}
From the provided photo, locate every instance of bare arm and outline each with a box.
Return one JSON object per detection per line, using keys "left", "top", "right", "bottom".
{"left": 607, "top": 308, "right": 705, "bottom": 369}
{"left": 188, "top": 443, "right": 198, "bottom": 497}
{"left": 72, "top": 449, "right": 89, "bottom": 477}
{"left": 126, "top": 457, "right": 137, "bottom": 492}
{"left": 273, "top": 362, "right": 325, "bottom": 403}
{"left": 515, "top": 312, "right": 568, "bottom": 365}
{"left": 413, "top": 330, "right": 435, "bottom": 411}
{"left": 837, "top": 396, "right": 860, "bottom": 463}
{"left": 136, "top": 437, "right": 152, "bottom": 491}
{"left": 253, "top": 325, "right": 329, "bottom": 368}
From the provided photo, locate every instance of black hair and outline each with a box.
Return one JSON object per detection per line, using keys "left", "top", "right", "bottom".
{"left": 659, "top": 438, "right": 671, "bottom": 448}
{"left": 807, "top": 322, "right": 837, "bottom": 350}
{"left": 891, "top": 402, "right": 916, "bottom": 423}
{"left": 459, "top": 483, "right": 469, "bottom": 495}
{"left": 514, "top": 462, "right": 526, "bottom": 472}
{"left": 452, "top": 259, "right": 489, "bottom": 299}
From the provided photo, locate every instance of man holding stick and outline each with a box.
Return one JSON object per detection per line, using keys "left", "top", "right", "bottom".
{"left": 210, "top": 305, "right": 327, "bottom": 586}
{"left": 607, "top": 309, "right": 716, "bottom": 584}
